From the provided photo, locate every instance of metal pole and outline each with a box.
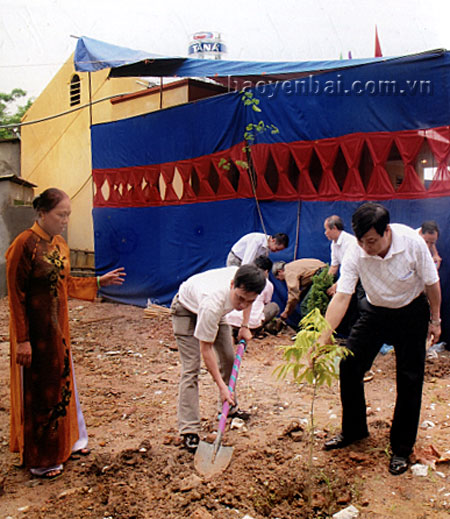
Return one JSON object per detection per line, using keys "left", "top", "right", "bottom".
{"left": 88, "top": 71, "right": 94, "bottom": 202}
{"left": 88, "top": 72, "right": 93, "bottom": 128}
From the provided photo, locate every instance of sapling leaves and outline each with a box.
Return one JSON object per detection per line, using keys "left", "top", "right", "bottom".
{"left": 218, "top": 90, "right": 279, "bottom": 173}
{"left": 275, "top": 308, "right": 350, "bottom": 387}
{"left": 274, "top": 308, "right": 352, "bottom": 503}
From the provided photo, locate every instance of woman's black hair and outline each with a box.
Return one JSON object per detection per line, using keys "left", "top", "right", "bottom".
{"left": 33, "top": 188, "right": 67, "bottom": 213}
{"left": 352, "top": 202, "right": 390, "bottom": 240}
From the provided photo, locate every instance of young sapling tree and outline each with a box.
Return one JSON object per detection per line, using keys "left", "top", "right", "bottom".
{"left": 274, "top": 308, "right": 352, "bottom": 502}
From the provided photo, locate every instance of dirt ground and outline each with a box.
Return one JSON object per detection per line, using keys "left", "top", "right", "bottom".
{"left": 0, "top": 296, "right": 449, "bottom": 519}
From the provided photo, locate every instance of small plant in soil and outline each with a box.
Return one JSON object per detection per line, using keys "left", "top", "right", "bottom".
{"left": 274, "top": 308, "right": 352, "bottom": 504}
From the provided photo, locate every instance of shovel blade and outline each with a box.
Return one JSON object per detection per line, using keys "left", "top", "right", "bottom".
{"left": 194, "top": 440, "right": 234, "bottom": 476}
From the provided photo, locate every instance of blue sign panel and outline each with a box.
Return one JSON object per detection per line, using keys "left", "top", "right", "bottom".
{"left": 188, "top": 41, "right": 227, "bottom": 55}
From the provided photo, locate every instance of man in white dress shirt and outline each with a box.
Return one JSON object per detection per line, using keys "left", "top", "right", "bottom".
{"left": 320, "top": 203, "right": 441, "bottom": 476}
{"left": 324, "top": 214, "right": 363, "bottom": 339}
{"left": 226, "top": 256, "right": 279, "bottom": 335}
{"left": 324, "top": 215, "right": 357, "bottom": 297}
{"left": 171, "top": 264, "right": 266, "bottom": 453}
{"left": 417, "top": 220, "right": 441, "bottom": 269}
{"left": 226, "top": 232, "right": 289, "bottom": 267}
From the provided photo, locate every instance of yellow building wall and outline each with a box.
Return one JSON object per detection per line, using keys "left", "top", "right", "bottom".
{"left": 107, "top": 84, "right": 189, "bottom": 122}
{"left": 21, "top": 54, "right": 190, "bottom": 251}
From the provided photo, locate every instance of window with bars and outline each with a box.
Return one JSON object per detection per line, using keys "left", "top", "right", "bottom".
{"left": 70, "top": 74, "right": 81, "bottom": 106}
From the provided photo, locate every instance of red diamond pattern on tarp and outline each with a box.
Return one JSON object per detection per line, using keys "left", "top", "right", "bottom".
{"left": 92, "top": 126, "right": 450, "bottom": 207}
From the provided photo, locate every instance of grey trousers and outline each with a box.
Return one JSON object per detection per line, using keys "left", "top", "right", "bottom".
{"left": 226, "top": 251, "right": 242, "bottom": 267}
{"left": 171, "top": 295, "right": 235, "bottom": 435}
{"left": 263, "top": 301, "right": 280, "bottom": 324}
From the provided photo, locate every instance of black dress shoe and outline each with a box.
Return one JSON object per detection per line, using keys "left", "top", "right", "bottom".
{"left": 182, "top": 433, "right": 200, "bottom": 453}
{"left": 389, "top": 455, "right": 409, "bottom": 475}
{"left": 323, "top": 432, "right": 368, "bottom": 451}
{"left": 229, "top": 408, "right": 251, "bottom": 421}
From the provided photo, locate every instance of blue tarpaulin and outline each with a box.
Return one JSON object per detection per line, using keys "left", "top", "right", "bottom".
{"left": 94, "top": 198, "right": 450, "bottom": 342}
{"left": 84, "top": 37, "right": 450, "bottom": 343}
{"left": 74, "top": 36, "right": 444, "bottom": 88}
{"left": 92, "top": 50, "right": 450, "bottom": 169}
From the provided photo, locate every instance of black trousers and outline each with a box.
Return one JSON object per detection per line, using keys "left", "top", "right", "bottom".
{"left": 340, "top": 293, "right": 429, "bottom": 457}
{"left": 336, "top": 281, "right": 365, "bottom": 337}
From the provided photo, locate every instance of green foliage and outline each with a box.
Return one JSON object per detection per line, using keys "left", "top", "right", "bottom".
{"left": 243, "top": 119, "right": 280, "bottom": 145}
{"left": 274, "top": 308, "right": 350, "bottom": 388}
{"left": 0, "top": 89, "right": 33, "bottom": 139}
{"left": 241, "top": 90, "right": 262, "bottom": 112}
{"left": 218, "top": 157, "right": 248, "bottom": 170}
{"left": 241, "top": 91, "right": 279, "bottom": 148}
{"left": 305, "top": 265, "right": 335, "bottom": 315}
{"left": 218, "top": 90, "right": 279, "bottom": 172}
{"left": 218, "top": 158, "right": 230, "bottom": 170}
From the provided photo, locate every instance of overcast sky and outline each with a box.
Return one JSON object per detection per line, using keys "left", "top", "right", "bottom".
{"left": 1, "top": 0, "right": 450, "bottom": 102}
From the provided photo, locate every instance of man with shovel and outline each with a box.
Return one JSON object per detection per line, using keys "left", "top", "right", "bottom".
{"left": 171, "top": 264, "right": 266, "bottom": 453}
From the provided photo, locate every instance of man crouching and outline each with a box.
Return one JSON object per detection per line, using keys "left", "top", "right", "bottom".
{"left": 171, "top": 264, "right": 266, "bottom": 452}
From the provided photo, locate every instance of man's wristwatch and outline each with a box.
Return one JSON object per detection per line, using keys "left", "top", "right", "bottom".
{"left": 429, "top": 318, "right": 441, "bottom": 325}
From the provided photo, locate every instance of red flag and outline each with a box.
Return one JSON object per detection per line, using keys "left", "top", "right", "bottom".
{"left": 375, "top": 25, "right": 383, "bottom": 57}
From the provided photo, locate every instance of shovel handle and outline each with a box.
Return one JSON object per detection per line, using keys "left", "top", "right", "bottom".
{"left": 217, "top": 339, "right": 247, "bottom": 434}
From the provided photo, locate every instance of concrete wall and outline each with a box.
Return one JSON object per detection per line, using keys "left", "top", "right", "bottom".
{"left": 0, "top": 180, "right": 35, "bottom": 297}
{"left": 0, "top": 138, "right": 21, "bottom": 176}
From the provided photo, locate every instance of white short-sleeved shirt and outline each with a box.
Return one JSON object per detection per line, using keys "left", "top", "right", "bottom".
{"left": 337, "top": 223, "right": 439, "bottom": 308}
{"left": 231, "top": 232, "right": 269, "bottom": 265}
{"left": 178, "top": 266, "right": 237, "bottom": 342}
{"left": 330, "top": 230, "right": 357, "bottom": 267}
{"left": 226, "top": 279, "right": 274, "bottom": 328}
